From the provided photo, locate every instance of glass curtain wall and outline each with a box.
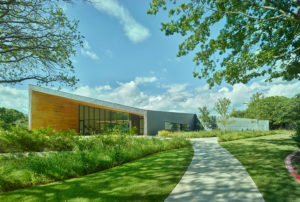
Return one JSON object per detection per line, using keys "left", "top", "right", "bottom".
{"left": 164, "top": 121, "right": 190, "bottom": 131}
{"left": 79, "top": 104, "right": 144, "bottom": 135}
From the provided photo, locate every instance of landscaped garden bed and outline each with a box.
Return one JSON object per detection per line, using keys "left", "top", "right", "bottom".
{"left": 0, "top": 147, "right": 193, "bottom": 201}
{"left": 0, "top": 128, "right": 191, "bottom": 193}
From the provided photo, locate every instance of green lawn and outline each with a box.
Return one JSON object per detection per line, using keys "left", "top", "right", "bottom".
{"left": 157, "top": 129, "right": 287, "bottom": 142}
{"left": 220, "top": 133, "right": 300, "bottom": 202}
{"left": 0, "top": 147, "right": 193, "bottom": 202}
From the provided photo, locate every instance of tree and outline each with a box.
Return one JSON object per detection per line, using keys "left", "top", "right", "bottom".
{"left": 230, "top": 109, "right": 245, "bottom": 118}
{"left": 0, "top": 107, "right": 28, "bottom": 129}
{"left": 233, "top": 93, "right": 293, "bottom": 129}
{"left": 148, "top": 0, "right": 300, "bottom": 87}
{"left": 198, "top": 106, "right": 215, "bottom": 129}
{"left": 244, "top": 92, "right": 264, "bottom": 120}
{"left": 0, "top": 0, "right": 83, "bottom": 86}
{"left": 215, "top": 97, "right": 231, "bottom": 130}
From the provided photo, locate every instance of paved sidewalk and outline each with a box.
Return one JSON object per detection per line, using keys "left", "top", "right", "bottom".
{"left": 165, "top": 138, "right": 264, "bottom": 202}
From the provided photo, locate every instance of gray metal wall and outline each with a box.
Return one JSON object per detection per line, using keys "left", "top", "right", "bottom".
{"left": 146, "top": 110, "right": 197, "bottom": 136}
{"left": 217, "top": 117, "right": 269, "bottom": 131}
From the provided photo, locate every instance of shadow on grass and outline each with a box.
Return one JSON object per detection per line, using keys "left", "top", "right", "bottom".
{"left": 0, "top": 147, "right": 193, "bottom": 202}
{"left": 221, "top": 134, "right": 300, "bottom": 202}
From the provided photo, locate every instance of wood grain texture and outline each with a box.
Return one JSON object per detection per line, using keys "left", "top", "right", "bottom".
{"left": 31, "top": 91, "right": 79, "bottom": 132}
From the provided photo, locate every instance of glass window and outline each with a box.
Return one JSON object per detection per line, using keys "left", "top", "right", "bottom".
{"left": 165, "top": 121, "right": 180, "bottom": 131}
{"left": 79, "top": 105, "right": 84, "bottom": 120}
{"left": 78, "top": 104, "right": 140, "bottom": 135}
{"left": 165, "top": 121, "right": 172, "bottom": 130}
{"left": 84, "top": 106, "right": 89, "bottom": 120}
{"left": 95, "top": 108, "right": 99, "bottom": 120}
{"left": 89, "top": 107, "right": 94, "bottom": 120}
{"left": 100, "top": 109, "right": 105, "bottom": 132}
{"left": 139, "top": 116, "right": 144, "bottom": 135}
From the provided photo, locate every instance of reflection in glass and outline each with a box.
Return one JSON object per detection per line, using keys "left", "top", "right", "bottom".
{"left": 79, "top": 104, "right": 144, "bottom": 135}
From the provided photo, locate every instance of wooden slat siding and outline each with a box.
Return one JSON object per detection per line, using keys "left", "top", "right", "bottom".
{"left": 31, "top": 90, "right": 145, "bottom": 133}
{"left": 31, "top": 91, "right": 79, "bottom": 132}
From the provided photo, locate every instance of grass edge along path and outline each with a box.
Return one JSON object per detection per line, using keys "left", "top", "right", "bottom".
{"left": 0, "top": 147, "right": 194, "bottom": 202}
{"left": 220, "top": 133, "right": 300, "bottom": 202}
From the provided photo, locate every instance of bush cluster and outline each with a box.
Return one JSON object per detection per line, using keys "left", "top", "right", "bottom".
{"left": 0, "top": 127, "right": 78, "bottom": 153}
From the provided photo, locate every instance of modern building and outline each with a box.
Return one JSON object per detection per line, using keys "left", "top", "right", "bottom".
{"left": 217, "top": 117, "right": 269, "bottom": 131}
{"left": 29, "top": 85, "right": 199, "bottom": 136}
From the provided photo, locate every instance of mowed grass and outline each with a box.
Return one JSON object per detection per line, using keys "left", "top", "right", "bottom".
{"left": 0, "top": 147, "right": 194, "bottom": 202}
{"left": 157, "top": 129, "right": 288, "bottom": 142}
{"left": 220, "top": 133, "right": 300, "bottom": 202}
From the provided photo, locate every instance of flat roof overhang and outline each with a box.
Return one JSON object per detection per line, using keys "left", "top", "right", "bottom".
{"left": 28, "top": 85, "right": 147, "bottom": 118}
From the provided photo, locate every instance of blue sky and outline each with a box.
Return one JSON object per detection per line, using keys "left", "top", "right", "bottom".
{"left": 1, "top": 0, "right": 300, "bottom": 114}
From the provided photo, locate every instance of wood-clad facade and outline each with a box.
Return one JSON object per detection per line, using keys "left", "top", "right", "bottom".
{"left": 30, "top": 89, "right": 145, "bottom": 135}
{"left": 31, "top": 91, "right": 79, "bottom": 132}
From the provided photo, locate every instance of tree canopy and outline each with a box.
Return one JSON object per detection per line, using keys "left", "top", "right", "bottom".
{"left": 198, "top": 106, "right": 215, "bottom": 129}
{"left": 148, "top": 0, "right": 300, "bottom": 87}
{"left": 0, "top": 0, "right": 83, "bottom": 86}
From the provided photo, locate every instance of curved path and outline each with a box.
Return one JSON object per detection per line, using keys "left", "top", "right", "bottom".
{"left": 165, "top": 138, "right": 264, "bottom": 202}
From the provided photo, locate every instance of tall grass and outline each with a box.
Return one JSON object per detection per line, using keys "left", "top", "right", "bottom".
{"left": 0, "top": 135, "right": 191, "bottom": 193}
{"left": 0, "top": 127, "right": 78, "bottom": 153}
{"left": 157, "top": 130, "right": 291, "bottom": 142}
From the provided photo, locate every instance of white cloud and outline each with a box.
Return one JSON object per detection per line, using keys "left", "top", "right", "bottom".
{"left": 81, "top": 41, "right": 99, "bottom": 60}
{"left": 81, "top": 49, "right": 99, "bottom": 60}
{"left": 1, "top": 78, "right": 300, "bottom": 116}
{"left": 0, "top": 86, "right": 28, "bottom": 113}
{"left": 135, "top": 76, "right": 157, "bottom": 84}
{"left": 90, "top": 0, "right": 150, "bottom": 43}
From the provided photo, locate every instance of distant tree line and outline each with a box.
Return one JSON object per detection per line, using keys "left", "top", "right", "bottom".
{"left": 198, "top": 93, "right": 300, "bottom": 131}
{"left": 230, "top": 93, "right": 300, "bottom": 130}
{"left": 0, "top": 107, "right": 28, "bottom": 129}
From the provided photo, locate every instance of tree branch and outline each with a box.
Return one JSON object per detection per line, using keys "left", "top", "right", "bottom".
{"left": 274, "top": 47, "right": 300, "bottom": 59}
{"left": 0, "top": 75, "right": 56, "bottom": 84}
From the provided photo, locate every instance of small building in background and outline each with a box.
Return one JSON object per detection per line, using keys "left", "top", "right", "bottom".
{"left": 217, "top": 117, "right": 269, "bottom": 131}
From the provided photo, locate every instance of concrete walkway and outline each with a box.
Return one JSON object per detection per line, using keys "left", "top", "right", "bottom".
{"left": 165, "top": 138, "right": 264, "bottom": 202}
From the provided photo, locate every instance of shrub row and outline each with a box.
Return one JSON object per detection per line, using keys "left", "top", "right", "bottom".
{"left": 0, "top": 127, "right": 83, "bottom": 153}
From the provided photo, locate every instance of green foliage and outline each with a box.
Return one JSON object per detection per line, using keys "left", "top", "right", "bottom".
{"left": 230, "top": 109, "right": 246, "bottom": 118}
{"left": 0, "top": 136, "right": 191, "bottom": 193}
{"left": 0, "top": 147, "right": 193, "bottom": 202}
{"left": 198, "top": 106, "right": 215, "bottom": 129}
{"left": 217, "top": 130, "right": 289, "bottom": 142}
{"left": 231, "top": 92, "right": 300, "bottom": 129}
{"left": 157, "top": 129, "right": 286, "bottom": 142}
{"left": 0, "top": 0, "right": 83, "bottom": 86}
{"left": 0, "top": 107, "right": 28, "bottom": 129}
{"left": 148, "top": 0, "right": 300, "bottom": 87}
{"left": 0, "top": 127, "right": 78, "bottom": 153}
{"left": 215, "top": 97, "right": 231, "bottom": 130}
{"left": 293, "top": 122, "right": 300, "bottom": 148}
